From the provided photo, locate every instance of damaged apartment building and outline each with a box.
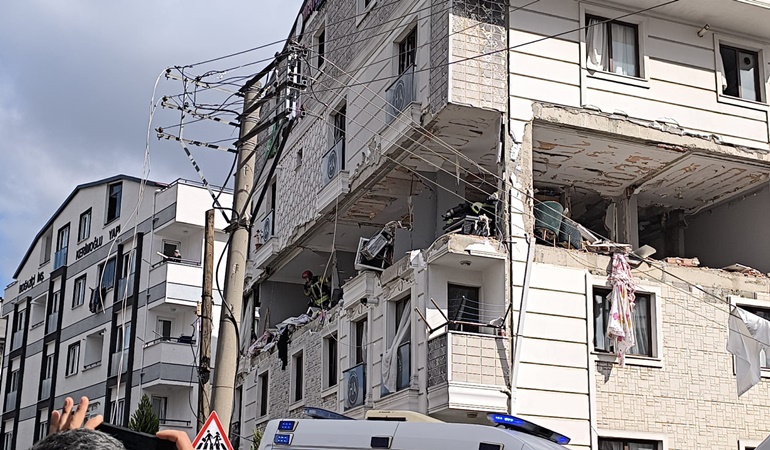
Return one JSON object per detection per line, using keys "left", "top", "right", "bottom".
{"left": 237, "top": 0, "right": 770, "bottom": 449}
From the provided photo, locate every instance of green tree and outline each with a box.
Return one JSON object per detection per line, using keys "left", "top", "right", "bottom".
{"left": 128, "top": 394, "right": 159, "bottom": 434}
{"left": 250, "top": 427, "right": 263, "bottom": 450}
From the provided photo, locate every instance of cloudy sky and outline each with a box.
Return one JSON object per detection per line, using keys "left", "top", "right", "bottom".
{"left": 0, "top": 1, "right": 303, "bottom": 288}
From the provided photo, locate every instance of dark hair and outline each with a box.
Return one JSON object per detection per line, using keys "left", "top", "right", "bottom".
{"left": 31, "top": 428, "right": 126, "bottom": 450}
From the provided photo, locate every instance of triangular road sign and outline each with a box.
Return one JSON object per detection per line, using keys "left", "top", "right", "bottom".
{"left": 192, "top": 411, "right": 234, "bottom": 450}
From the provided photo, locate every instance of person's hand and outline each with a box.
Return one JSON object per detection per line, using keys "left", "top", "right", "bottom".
{"left": 157, "top": 430, "right": 193, "bottom": 450}
{"left": 48, "top": 396, "right": 103, "bottom": 435}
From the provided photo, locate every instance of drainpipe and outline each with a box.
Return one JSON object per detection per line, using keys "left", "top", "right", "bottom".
{"left": 510, "top": 233, "right": 534, "bottom": 414}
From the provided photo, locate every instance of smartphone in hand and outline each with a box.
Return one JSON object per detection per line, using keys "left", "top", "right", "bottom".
{"left": 96, "top": 422, "right": 178, "bottom": 450}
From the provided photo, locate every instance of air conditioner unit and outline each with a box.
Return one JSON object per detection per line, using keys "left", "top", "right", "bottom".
{"left": 354, "top": 237, "right": 389, "bottom": 272}
{"left": 344, "top": 364, "right": 366, "bottom": 410}
{"left": 261, "top": 211, "right": 274, "bottom": 242}
{"left": 322, "top": 140, "right": 344, "bottom": 186}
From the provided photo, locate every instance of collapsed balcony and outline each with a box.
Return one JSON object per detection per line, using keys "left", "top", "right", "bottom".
{"left": 530, "top": 105, "right": 770, "bottom": 274}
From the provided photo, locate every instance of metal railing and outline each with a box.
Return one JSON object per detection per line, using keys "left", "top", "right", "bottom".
{"left": 159, "top": 418, "right": 192, "bottom": 427}
{"left": 151, "top": 258, "right": 201, "bottom": 270}
{"left": 110, "top": 350, "right": 129, "bottom": 377}
{"left": 40, "top": 378, "right": 52, "bottom": 400}
{"left": 144, "top": 336, "right": 196, "bottom": 347}
{"left": 385, "top": 65, "right": 415, "bottom": 124}
{"left": 54, "top": 247, "right": 68, "bottom": 270}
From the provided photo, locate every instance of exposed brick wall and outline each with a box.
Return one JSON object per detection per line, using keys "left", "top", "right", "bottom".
{"left": 429, "top": 0, "right": 450, "bottom": 115}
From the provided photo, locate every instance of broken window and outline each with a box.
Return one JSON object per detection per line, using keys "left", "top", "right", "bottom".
{"left": 448, "top": 284, "right": 480, "bottom": 334}
{"left": 382, "top": 296, "right": 411, "bottom": 394}
{"left": 593, "top": 287, "right": 653, "bottom": 357}
{"left": 586, "top": 15, "right": 640, "bottom": 77}
{"left": 719, "top": 44, "right": 761, "bottom": 102}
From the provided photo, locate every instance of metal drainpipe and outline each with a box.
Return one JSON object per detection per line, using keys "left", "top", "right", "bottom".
{"left": 510, "top": 233, "right": 534, "bottom": 414}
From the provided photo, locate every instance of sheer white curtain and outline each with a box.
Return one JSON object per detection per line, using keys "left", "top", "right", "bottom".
{"left": 631, "top": 295, "right": 650, "bottom": 356}
{"left": 381, "top": 300, "right": 412, "bottom": 393}
{"left": 586, "top": 18, "right": 608, "bottom": 71}
{"left": 611, "top": 23, "right": 636, "bottom": 76}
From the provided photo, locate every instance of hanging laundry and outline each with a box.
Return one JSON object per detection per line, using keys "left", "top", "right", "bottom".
{"left": 727, "top": 307, "right": 770, "bottom": 396}
{"left": 606, "top": 253, "right": 636, "bottom": 366}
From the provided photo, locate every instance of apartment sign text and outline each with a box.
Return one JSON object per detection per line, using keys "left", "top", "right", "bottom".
{"left": 76, "top": 236, "right": 104, "bottom": 259}
{"left": 19, "top": 271, "right": 45, "bottom": 293}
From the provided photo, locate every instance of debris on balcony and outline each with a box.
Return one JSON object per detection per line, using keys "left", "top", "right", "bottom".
{"left": 441, "top": 194, "right": 499, "bottom": 237}
{"left": 722, "top": 263, "right": 765, "bottom": 277}
{"left": 664, "top": 256, "right": 701, "bottom": 267}
{"left": 355, "top": 221, "right": 405, "bottom": 272}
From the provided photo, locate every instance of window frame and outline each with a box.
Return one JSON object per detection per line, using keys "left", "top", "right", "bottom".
{"left": 72, "top": 275, "right": 87, "bottom": 308}
{"left": 98, "top": 257, "right": 117, "bottom": 290}
{"left": 598, "top": 436, "right": 663, "bottom": 450}
{"left": 447, "top": 283, "right": 481, "bottom": 334}
{"left": 3, "top": 430, "right": 13, "bottom": 450}
{"left": 316, "top": 27, "right": 326, "bottom": 70}
{"left": 106, "top": 182, "right": 123, "bottom": 224}
{"left": 581, "top": 5, "right": 649, "bottom": 88}
{"left": 78, "top": 209, "right": 92, "bottom": 242}
{"left": 257, "top": 370, "right": 270, "bottom": 419}
{"left": 714, "top": 35, "right": 767, "bottom": 108}
{"left": 353, "top": 316, "right": 367, "bottom": 365}
{"left": 66, "top": 342, "right": 80, "bottom": 376}
{"left": 291, "top": 350, "right": 305, "bottom": 405}
{"left": 397, "top": 28, "right": 417, "bottom": 75}
{"left": 157, "top": 318, "right": 173, "bottom": 341}
{"left": 356, "top": 0, "right": 377, "bottom": 26}
{"left": 589, "top": 280, "right": 663, "bottom": 368}
{"left": 323, "top": 333, "right": 338, "bottom": 390}
{"left": 151, "top": 396, "right": 168, "bottom": 422}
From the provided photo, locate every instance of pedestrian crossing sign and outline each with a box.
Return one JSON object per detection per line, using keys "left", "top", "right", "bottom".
{"left": 192, "top": 411, "right": 234, "bottom": 450}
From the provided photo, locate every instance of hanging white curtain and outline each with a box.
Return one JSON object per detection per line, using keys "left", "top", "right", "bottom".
{"left": 611, "top": 23, "right": 636, "bottom": 76}
{"left": 716, "top": 47, "right": 728, "bottom": 92}
{"left": 381, "top": 300, "right": 412, "bottom": 394}
{"left": 631, "top": 295, "right": 650, "bottom": 357}
{"left": 586, "top": 18, "right": 608, "bottom": 71}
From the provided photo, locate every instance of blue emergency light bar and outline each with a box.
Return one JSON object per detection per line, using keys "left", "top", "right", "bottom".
{"left": 278, "top": 421, "right": 297, "bottom": 431}
{"left": 487, "top": 414, "right": 570, "bottom": 445}
{"left": 274, "top": 434, "right": 293, "bottom": 445}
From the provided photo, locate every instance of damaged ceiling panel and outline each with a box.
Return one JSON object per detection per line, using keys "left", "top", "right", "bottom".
{"left": 533, "top": 124, "right": 770, "bottom": 213}
{"left": 423, "top": 103, "right": 500, "bottom": 172}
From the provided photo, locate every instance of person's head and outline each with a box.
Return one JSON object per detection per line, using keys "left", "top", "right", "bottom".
{"left": 31, "top": 428, "right": 125, "bottom": 450}
{"left": 302, "top": 270, "right": 313, "bottom": 281}
{"left": 173, "top": 249, "right": 181, "bottom": 256}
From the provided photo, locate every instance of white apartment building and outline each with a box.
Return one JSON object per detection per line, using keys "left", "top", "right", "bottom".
{"left": 237, "top": 1, "right": 770, "bottom": 450}
{"left": 1, "top": 175, "right": 231, "bottom": 450}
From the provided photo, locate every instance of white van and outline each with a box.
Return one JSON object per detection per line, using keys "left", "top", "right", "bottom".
{"left": 259, "top": 408, "right": 570, "bottom": 450}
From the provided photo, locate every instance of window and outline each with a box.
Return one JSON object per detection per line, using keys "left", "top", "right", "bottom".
{"left": 354, "top": 318, "right": 367, "bottom": 365}
{"left": 739, "top": 305, "right": 770, "bottom": 368}
{"left": 115, "top": 399, "right": 125, "bottom": 425}
{"left": 8, "top": 369, "right": 18, "bottom": 393}
{"left": 66, "top": 342, "right": 80, "bottom": 376}
{"left": 317, "top": 29, "right": 326, "bottom": 68}
{"left": 40, "top": 231, "right": 52, "bottom": 265}
{"left": 598, "top": 437, "right": 660, "bottom": 449}
{"left": 37, "top": 418, "right": 48, "bottom": 442}
{"left": 14, "top": 308, "right": 26, "bottom": 333}
{"left": 84, "top": 332, "right": 104, "bottom": 369}
{"left": 258, "top": 371, "right": 269, "bottom": 417}
{"left": 448, "top": 284, "right": 481, "bottom": 333}
{"left": 151, "top": 396, "right": 167, "bottom": 422}
{"left": 295, "top": 148, "right": 303, "bottom": 169}
{"left": 3, "top": 431, "right": 13, "bottom": 450}
{"left": 157, "top": 319, "right": 172, "bottom": 341}
{"left": 56, "top": 224, "right": 70, "bottom": 253}
{"left": 98, "top": 257, "right": 116, "bottom": 290}
{"left": 719, "top": 44, "right": 761, "bottom": 102}
{"left": 331, "top": 104, "right": 346, "bottom": 169}
{"left": 51, "top": 291, "right": 60, "bottom": 314}
{"left": 398, "top": 28, "right": 417, "bottom": 74}
{"left": 585, "top": 15, "right": 640, "bottom": 77}
{"left": 72, "top": 275, "right": 87, "bottom": 308}
{"left": 162, "top": 241, "right": 180, "bottom": 261}
{"left": 292, "top": 351, "right": 304, "bottom": 403}
{"left": 78, "top": 209, "right": 92, "bottom": 241}
{"left": 324, "top": 334, "right": 338, "bottom": 388}
{"left": 115, "top": 324, "right": 131, "bottom": 352}
{"left": 106, "top": 182, "right": 122, "bottom": 223}
{"left": 593, "top": 288, "right": 653, "bottom": 357}
{"left": 44, "top": 353, "right": 54, "bottom": 380}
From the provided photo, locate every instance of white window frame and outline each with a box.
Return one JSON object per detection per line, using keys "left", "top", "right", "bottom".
{"left": 66, "top": 342, "right": 80, "bottom": 376}
{"left": 596, "top": 430, "right": 667, "bottom": 450}
{"left": 589, "top": 277, "right": 663, "bottom": 368}
{"left": 72, "top": 275, "right": 86, "bottom": 308}
{"left": 739, "top": 438, "right": 763, "bottom": 450}
{"left": 314, "top": 24, "right": 327, "bottom": 74}
{"left": 580, "top": 4, "right": 650, "bottom": 88}
{"left": 3, "top": 430, "right": 13, "bottom": 450}
{"left": 351, "top": 314, "right": 368, "bottom": 366}
{"left": 729, "top": 295, "right": 770, "bottom": 378}
{"left": 151, "top": 396, "right": 167, "bottom": 422}
{"left": 157, "top": 318, "right": 173, "bottom": 341}
{"left": 714, "top": 34, "right": 768, "bottom": 109}
{"left": 290, "top": 348, "right": 305, "bottom": 406}
{"left": 78, "top": 209, "right": 92, "bottom": 242}
{"left": 256, "top": 369, "right": 270, "bottom": 422}
{"left": 105, "top": 182, "right": 122, "bottom": 224}
{"left": 356, "top": 0, "right": 377, "bottom": 26}
{"left": 322, "top": 332, "right": 339, "bottom": 391}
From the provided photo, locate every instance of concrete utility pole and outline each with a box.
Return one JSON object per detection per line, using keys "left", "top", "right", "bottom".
{"left": 211, "top": 84, "right": 260, "bottom": 429}
{"left": 198, "top": 209, "right": 215, "bottom": 430}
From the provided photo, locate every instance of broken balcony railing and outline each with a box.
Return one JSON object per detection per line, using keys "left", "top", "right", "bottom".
{"left": 385, "top": 65, "right": 415, "bottom": 124}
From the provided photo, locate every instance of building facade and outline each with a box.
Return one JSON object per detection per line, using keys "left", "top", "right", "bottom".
{"left": 238, "top": 1, "right": 770, "bottom": 450}
{"left": 1, "top": 175, "right": 231, "bottom": 450}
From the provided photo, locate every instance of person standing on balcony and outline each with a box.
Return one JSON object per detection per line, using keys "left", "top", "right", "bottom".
{"left": 302, "top": 270, "right": 331, "bottom": 310}
{"left": 169, "top": 249, "right": 182, "bottom": 262}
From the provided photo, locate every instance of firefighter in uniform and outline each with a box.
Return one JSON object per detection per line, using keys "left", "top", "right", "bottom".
{"left": 302, "top": 270, "right": 332, "bottom": 310}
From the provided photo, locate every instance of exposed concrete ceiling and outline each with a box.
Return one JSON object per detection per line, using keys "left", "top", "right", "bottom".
{"left": 533, "top": 124, "right": 770, "bottom": 212}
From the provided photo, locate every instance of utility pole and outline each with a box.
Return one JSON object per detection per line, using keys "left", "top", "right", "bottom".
{"left": 210, "top": 83, "right": 260, "bottom": 429}
{"left": 198, "top": 209, "right": 215, "bottom": 430}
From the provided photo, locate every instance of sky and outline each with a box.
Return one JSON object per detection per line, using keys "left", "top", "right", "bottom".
{"left": 0, "top": 1, "right": 303, "bottom": 289}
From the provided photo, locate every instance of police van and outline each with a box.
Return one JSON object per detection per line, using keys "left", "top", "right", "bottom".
{"left": 259, "top": 407, "right": 571, "bottom": 450}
